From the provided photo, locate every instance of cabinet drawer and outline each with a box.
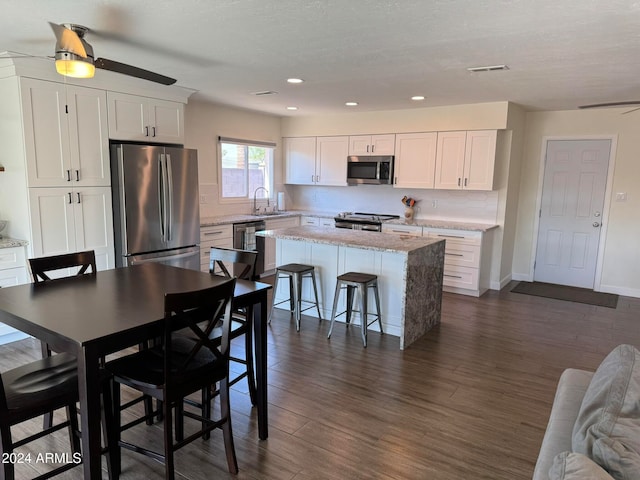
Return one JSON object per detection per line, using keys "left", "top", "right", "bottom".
{"left": 443, "top": 243, "right": 481, "bottom": 268}
{"left": 381, "top": 224, "right": 423, "bottom": 236}
{"left": 300, "top": 216, "right": 319, "bottom": 226}
{"left": 0, "top": 267, "right": 28, "bottom": 287}
{"left": 0, "top": 247, "right": 26, "bottom": 270}
{"left": 442, "top": 265, "right": 479, "bottom": 290}
{"left": 427, "top": 229, "right": 481, "bottom": 246}
{"left": 200, "top": 224, "right": 233, "bottom": 242}
{"left": 266, "top": 217, "right": 300, "bottom": 229}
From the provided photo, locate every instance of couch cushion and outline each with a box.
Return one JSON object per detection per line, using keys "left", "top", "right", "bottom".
{"left": 549, "top": 452, "right": 614, "bottom": 480}
{"left": 572, "top": 344, "right": 640, "bottom": 479}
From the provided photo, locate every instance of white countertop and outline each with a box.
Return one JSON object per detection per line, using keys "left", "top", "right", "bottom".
{"left": 258, "top": 226, "right": 444, "bottom": 254}
{"left": 385, "top": 218, "right": 499, "bottom": 232}
{"left": 0, "top": 238, "right": 28, "bottom": 249}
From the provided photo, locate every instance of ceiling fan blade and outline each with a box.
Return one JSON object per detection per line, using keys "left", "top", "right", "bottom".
{"left": 579, "top": 101, "right": 640, "bottom": 109}
{"left": 49, "top": 22, "right": 87, "bottom": 58}
{"left": 95, "top": 58, "right": 176, "bottom": 85}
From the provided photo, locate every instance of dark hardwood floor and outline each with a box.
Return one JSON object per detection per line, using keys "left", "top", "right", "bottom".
{"left": 2, "top": 281, "right": 639, "bottom": 479}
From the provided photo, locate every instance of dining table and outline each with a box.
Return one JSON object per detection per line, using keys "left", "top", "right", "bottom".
{"left": 0, "top": 262, "right": 272, "bottom": 479}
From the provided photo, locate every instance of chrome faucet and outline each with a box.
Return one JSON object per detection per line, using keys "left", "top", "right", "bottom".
{"left": 253, "top": 187, "right": 269, "bottom": 214}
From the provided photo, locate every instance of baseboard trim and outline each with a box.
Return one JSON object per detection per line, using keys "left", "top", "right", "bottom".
{"left": 597, "top": 284, "right": 640, "bottom": 299}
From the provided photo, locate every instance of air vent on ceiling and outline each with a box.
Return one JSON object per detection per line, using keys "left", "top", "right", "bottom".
{"left": 466, "top": 64, "right": 509, "bottom": 72}
{"left": 252, "top": 90, "right": 278, "bottom": 96}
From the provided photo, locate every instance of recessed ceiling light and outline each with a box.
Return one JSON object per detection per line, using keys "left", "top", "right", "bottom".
{"left": 345, "top": 102, "right": 358, "bottom": 106}
{"left": 286, "top": 106, "right": 298, "bottom": 110}
{"left": 287, "top": 78, "right": 304, "bottom": 84}
{"left": 411, "top": 96, "right": 425, "bottom": 101}
{"left": 466, "top": 64, "right": 509, "bottom": 72}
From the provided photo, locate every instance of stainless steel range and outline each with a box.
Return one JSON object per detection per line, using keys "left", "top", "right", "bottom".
{"left": 334, "top": 212, "right": 400, "bottom": 232}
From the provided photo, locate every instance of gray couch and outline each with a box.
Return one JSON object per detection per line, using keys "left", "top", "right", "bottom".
{"left": 532, "top": 369, "right": 594, "bottom": 479}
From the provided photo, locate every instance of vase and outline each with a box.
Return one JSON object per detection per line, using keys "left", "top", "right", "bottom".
{"left": 404, "top": 206, "right": 415, "bottom": 223}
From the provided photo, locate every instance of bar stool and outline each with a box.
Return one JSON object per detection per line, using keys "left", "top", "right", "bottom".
{"left": 269, "top": 263, "right": 322, "bottom": 331}
{"left": 328, "top": 272, "right": 383, "bottom": 347}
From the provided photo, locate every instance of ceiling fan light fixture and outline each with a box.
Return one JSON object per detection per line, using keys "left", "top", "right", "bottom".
{"left": 55, "top": 51, "right": 95, "bottom": 78}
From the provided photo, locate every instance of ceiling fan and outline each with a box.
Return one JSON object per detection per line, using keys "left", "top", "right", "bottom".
{"left": 578, "top": 101, "right": 640, "bottom": 115}
{"left": 23, "top": 22, "right": 177, "bottom": 85}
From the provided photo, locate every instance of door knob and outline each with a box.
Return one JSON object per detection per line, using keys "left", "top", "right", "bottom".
{"left": 593, "top": 222, "right": 601, "bottom": 227}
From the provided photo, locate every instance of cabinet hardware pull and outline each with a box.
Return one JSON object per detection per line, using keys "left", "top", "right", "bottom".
{"left": 371, "top": 145, "right": 375, "bottom": 152}
{"left": 437, "top": 234, "right": 465, "bottom": 238}
{"left": 445, "top": 253, "right": 464, "bottom": 257}
{"left": 366, "top": 145, "right": 369, "bottom": 153}
{"left": 75, "top": 170, "right": 80, "bottom": 181}
{"left": 203, "top": 231, "right": 224, "bottom": 236}
{"left": 152, "top": 126, "right": 156, "bottom": 137}
{"left": 76, "top": 192, "right": 81, "bottom": 204}
{"left": 66, "top": 170, "right": 71, "bottom": 182}
{"left": 145, "top": 126, "right": 149, "bottom": 137}
{"left": 457, "top": 178, "right": 461, "bottom": 186}
{"left": 312, "top": 175, "right": 314, "bottom": 182}
{"left": 444, "top": 274, "right": 463, "bottom": 279}
{"left": 464, "top": 178, "right": 468, "bottom": 187}
{"left": 67, "top": 192, "right": 72, "bottom": 204}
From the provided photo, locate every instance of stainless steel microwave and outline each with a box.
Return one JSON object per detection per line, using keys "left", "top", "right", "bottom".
{"left": 346, "top": 155, "right": 394, "bottom": 185}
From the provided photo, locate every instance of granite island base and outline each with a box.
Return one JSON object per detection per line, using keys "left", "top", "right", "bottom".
{"left": 258, "top": 226, "right": 445, "bottom": 349}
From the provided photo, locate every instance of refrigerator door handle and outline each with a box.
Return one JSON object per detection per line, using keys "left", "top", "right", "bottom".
{"left": 165, "top": 153, "right": 174, "bottom": 242}
{"left": 158, "top": 153, "right": 167, "bottom": 242}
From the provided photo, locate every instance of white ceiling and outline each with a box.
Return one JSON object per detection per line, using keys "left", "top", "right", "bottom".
{"left": 2, "top": 0, "right": 640, "bottom": 116}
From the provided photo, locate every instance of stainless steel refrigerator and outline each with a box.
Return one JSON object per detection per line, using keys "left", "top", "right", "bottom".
{"left": 110, "top": 143, "right": 200, "bottom": 270}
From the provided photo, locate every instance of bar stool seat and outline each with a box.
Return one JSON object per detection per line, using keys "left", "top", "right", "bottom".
{"left": 328, "top": 272, "right": 383, "bottom": 347}
{"left": 269, "top": 263, "right": 322, "bottom": 331}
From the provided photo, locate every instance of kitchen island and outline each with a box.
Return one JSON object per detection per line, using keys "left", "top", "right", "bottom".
{"left": 258, "top": 226, "right": 445, "bottom": 349}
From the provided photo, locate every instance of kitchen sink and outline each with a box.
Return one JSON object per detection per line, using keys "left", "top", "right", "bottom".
{"left": 261, "top": 211, "right": 289, "bottom": 216}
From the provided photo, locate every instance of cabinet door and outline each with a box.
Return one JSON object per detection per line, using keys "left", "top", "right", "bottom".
{"left": 394, "top": 132, "right": 437, "bottom": 188}
{"left": 370, "top": 134, "right": 395, "bottom": 155}
{"left": 21, "top": 79, "right": 71, "bottom": 187}
{"left": 285, "top": 137, "right": 317, "bottom": 184}
{"left": 149, "top": 99, "right": 184, "bottom": 144}
{"left": 316, "top": 136, "right": 348, "bottom": 186}
{"left": 67, "top": 86, "right": 111, "bottom": 186}
{"left": 348, "top": 135, "right": 372, "bottom": 155}
{"left": 73, "top": 187, "right": 115, "bottom": 270}
{"left": 463, "top": 130, "right": 497, "bottom": 190}
{"left": 107, "top": 92, "right": 149, "bottom": 141}
{"left": 434, "top": 131, "right": 466, "bottom": 189}
{"left": 28, "top": 187, "right": 76, "bottom": 257}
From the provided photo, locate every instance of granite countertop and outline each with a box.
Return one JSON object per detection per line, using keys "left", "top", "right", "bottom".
{"left": 385, "top": 218, "right": 499, "bottom": 232}
{"left": 200, "top": 210, "right": 335, "bottom": 227}
{"left": 0, "top": 238, "right": 28, "bottom": 249}
{"left": 258, "top": 225, "right": 444, "bottom": 254}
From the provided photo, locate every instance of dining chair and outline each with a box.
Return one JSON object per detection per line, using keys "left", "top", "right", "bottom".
{"left": 28, "top": 250, "right": 98, "bottom": 429}
{"left": 105, "top": 278, "right": 239, "bottom": 479}
{"left": 0, "top": 352, "right": 117, "bottom": 480}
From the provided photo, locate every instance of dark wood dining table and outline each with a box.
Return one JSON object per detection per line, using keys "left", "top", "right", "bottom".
{"left": 0, "top": 263, "right": 271, "bottom": 479}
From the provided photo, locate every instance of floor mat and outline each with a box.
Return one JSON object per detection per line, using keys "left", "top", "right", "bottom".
{"left": 510, "top": 281, "right": 619, "bottom": 308}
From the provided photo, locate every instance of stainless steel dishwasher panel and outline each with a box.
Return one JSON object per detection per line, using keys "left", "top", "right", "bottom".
{"left": 233, "top": 221, "right": 266, "bottom": 276}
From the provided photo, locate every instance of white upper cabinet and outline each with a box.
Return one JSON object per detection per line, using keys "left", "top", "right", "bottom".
{"left": 285, "top": 136, "right": 348, "bottom": 186}
{"left": 434, "top": 130, "right": 497, "bottom": 190}
{"left": 20, "top": 78, "right": 110, "bottom": 187}
{"left": 348, "top": 134, "right": 395, "bottom": 156}
{"left": 107, "top": 92, "right": 184, "bottom": 144}
{"left": 393, "top": 132, "right": 438, "bottom": 188}
{"left": 285, "top": 137, "right": 317, "bottom": 185}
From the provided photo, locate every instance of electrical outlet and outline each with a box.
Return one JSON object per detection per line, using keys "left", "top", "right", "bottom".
{"left": 200, "top": 194, "right": 207, "bottom": 204}
{"left": 616, "top": 192, "right": 627, "bottom": 202}
{"left": 432, "top": 200, "right": 438, "bottom": 208}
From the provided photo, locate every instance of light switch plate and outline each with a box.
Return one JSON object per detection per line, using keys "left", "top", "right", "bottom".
{"left": 615, "top": 192, "right": 627, "bottom": 202}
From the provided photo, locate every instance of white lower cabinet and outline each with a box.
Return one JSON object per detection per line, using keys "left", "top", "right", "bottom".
{"left": 264, "top": 217, "right": 300, "bottom": 273}
{"left": 200, "top": 224, "right": 233, "bottom": 273}
{"left": 28, "top": 187, "right": 115, "bottom": 270}
{"left": 0, "top": 246, "right": 29, "bottom": 344}
{"left": 300, "top": 216, "right": 335, "bottom": 228}
{"left": 381, "top": 224, "right": 423, "bottom": 236}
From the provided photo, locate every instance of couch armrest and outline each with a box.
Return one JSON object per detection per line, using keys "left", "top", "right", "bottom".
{"left": 532, "top": 368, "right": 594, "bottom": 480}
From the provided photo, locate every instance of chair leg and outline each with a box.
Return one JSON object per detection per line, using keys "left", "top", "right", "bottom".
{"left": 288, "top": 275, "right": 295, "bottom": 315}
{"left": 175, "top": 401, "right": 184, "bottom": 443}
{"left": 293, "top": 273, "right": 302, "bottom": 331}
{"left": 101, "top": 378, "right": 120, "bottom": 479}
{"left": 328, "top": 281, "right": 342, "bottom": 339}
{"left": 219, "top": 378, "right": 239, "bottom": 474}
{"left": 66, "top": 404, "right": 81, "bottom": 454}
{"left": 359, "top": 285, "right": 368, "bottom": 347}
{"left": 310, "top": 271, "right": 322, "bottom": 320}
{"left": 372, "top": 281, "right": 383, "bottom": 334}
{"left": 0, "top": 425, "right": 15, "bottom": 480}
{"left": 162, "top": 398, "right": 175, "bottom": 480}
{"left": 40, "top": 340, "right": 54, "bottom": 430}
{"left": 268, "top": 272, "right": 280, "bottom": 324}
{"left": 202, "top": 386, "right": 211, "bottom": 440}
{"left": 345, "top": 285, "right": 355, "bottom": 326}
{"left": 244, "top": 307, "right": 258, "bottom": 405}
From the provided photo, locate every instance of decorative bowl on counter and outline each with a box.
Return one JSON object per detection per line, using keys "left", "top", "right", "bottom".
{"left": 0, "top": 220, "right": 6, "bottom": 238}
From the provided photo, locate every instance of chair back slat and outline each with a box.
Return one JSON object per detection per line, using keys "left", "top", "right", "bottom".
{"left": 162, "top": 278, "right": 236, "bottom": 392}
{"left": 209, "top": 247, "right": 258, "bottom": 281}
{"left": 29, "top": 251, "right": 97, "bottom": 283}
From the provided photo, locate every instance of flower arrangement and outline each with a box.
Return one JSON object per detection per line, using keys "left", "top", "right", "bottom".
{"left": 401, "top": 196, "right": 418, "bottom": 207}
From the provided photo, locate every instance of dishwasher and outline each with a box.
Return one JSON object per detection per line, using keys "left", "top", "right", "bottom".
{"left": 233, "top": 221, "right": 266, "bottom": 277}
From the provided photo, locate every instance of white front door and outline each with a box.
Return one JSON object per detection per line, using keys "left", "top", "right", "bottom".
{"left": 534, "top": 139, "right": 611, "bottom": 288}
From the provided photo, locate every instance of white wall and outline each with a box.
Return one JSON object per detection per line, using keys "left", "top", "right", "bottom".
{"left": 184, "top": 101, "right": 284, "bottom": 218}
{"left": 513, "top": 108, "right": 640, "bottom": 297}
